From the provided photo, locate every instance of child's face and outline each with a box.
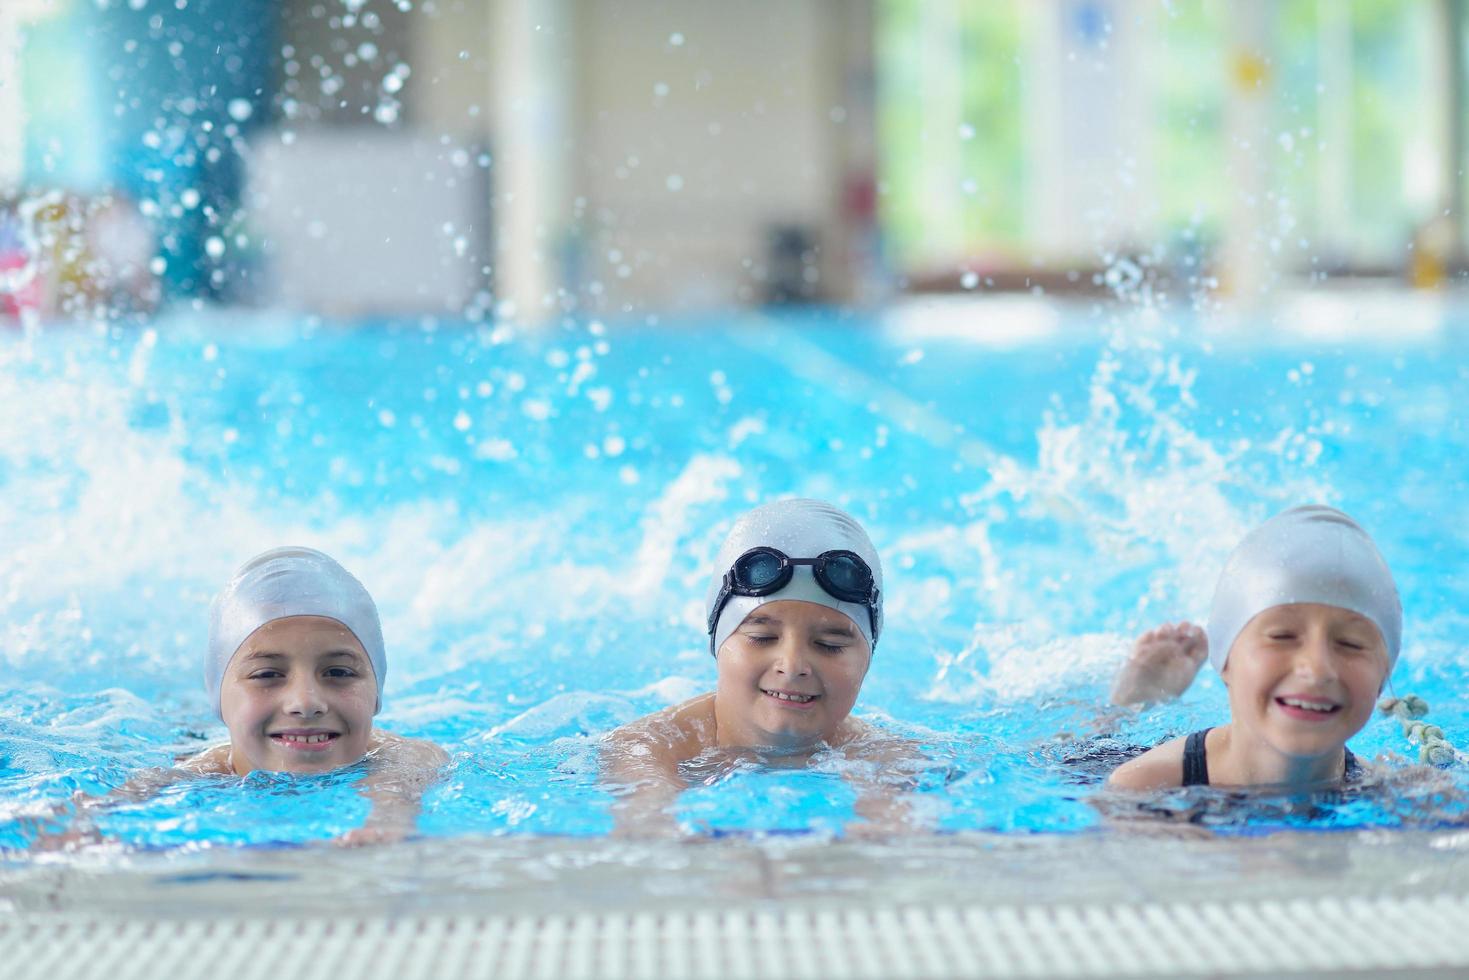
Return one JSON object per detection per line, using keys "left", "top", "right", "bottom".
{"left": 218, "top": 615, "right": 377, "bottom": 775}
{"left": 1222, "top": 602, "right": 1389, "bottom": 761}
{"left": 713, "top": 599, "right": 871, "bottom": 753}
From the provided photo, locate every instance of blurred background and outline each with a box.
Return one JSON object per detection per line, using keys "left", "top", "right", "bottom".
{"left": 2, "top": 0, "right": 1465, "bottom": 326}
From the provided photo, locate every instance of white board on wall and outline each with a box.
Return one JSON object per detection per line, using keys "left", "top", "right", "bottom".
{"left": 247, "top": 130, "right": 491, "bottom": 317}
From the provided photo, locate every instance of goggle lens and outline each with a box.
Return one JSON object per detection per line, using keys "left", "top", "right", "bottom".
{"left": 733, "top": 549, "right": 787, "bottom": 590}
{"left": 819, "top": 553, "right": 871, "bottom": 599}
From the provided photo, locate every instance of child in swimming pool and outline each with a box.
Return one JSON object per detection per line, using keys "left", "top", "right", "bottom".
{"left": 1107, "top": 505, "right": 1400, "bottom": 792}
{"left": 37, "top": 547, "right": 446, "bottom": 848}
{"left": 602, "top": 499, "right": 922, "bottom": 836}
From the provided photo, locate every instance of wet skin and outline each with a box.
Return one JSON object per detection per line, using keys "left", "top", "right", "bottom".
{"left": 1216, "top": 602, "right": 1389, "bottom": 784}
{"left": 1106, "top": 602, "right": 1390, "bottom": 791}
{"left": 713, "top": 599, "right": 872, "bottom": 754}
{"left": 218, "top": 615, "right": 378, "bottom": 775}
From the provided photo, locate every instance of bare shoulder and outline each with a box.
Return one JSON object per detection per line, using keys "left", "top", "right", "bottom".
{"left": 606, "top": 694, "right": 714, "bottom": 750}
{"left": 1106, "top": 736, "right": 1187, "bottom": 791}
{"left": 603, "top": 693, "right": 715, "bottom": 772}
{"left": 176, "top": 743, "right": 233, "bottom": 777}
{"left": 368, "top": 731, "right": 450, "bottom": 769}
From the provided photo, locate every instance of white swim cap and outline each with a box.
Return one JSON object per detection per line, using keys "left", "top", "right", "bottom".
{"left": 206, "top": 547, "right": 387, "bottom": 719}
{"left": 705, "top": 498, "right": 883, "bottom": 656}
{"left": 1206, "top": 505, "right": 1401, "bottom": 674}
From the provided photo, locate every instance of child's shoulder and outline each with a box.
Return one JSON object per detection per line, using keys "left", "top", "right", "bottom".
{"left": 176, "top": 743, "right": 233, "bottom": 776}
{"left": 609, "top": 693, "right": 715, "bottom": 741}
{"left": 604, "top": 693, "right": 717, "bottom": 766}
{"left": 368, "top": 731, "right": 450, "bottom": 769}
{"left": 1106, "top": 734, "right": 1189, "bottom": 791}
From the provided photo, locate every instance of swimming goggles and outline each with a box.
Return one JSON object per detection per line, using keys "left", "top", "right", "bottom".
{"left": 706, "top": 546, "right": 880, "bottom": 643}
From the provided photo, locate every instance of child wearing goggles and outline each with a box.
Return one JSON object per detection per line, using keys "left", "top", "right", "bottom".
{"left": 603, "top": 498, "right": 921, "bottom": 836}
{"left": 1108, "top": 506, "right": 1399, "bottom": 791}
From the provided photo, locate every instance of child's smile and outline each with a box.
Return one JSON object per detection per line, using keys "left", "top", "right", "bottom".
{"left": 1272, "top": 694, "right": 1341, "bottom": 721}
{"left": 761, "top": 687, "right": 819, "bottom": 707}
{"left": 270, "top": 728, "right": 343, "bottom": 751}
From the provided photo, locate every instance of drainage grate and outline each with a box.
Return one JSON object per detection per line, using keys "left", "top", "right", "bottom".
{"left": 3, "top": 894, "right": 1466, "bottom": 979}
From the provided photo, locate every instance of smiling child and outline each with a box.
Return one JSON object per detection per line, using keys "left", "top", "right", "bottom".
{"left": 180, "top": 547, "right": 447, "bottom": 839}
{"left": 602, "top": 498, "right": 921, "bottom": 835}
{"left": 35, "top": 547, "right": 446, "bottom": 849}
{"left": 1108, "top": 505, "right": 1400, "bottom": 791}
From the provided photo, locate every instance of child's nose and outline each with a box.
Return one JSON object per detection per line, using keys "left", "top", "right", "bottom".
{"left": 1293, "top": 632, "right": 1338, "bottom": 681}
{"left": 283, "top": 677, "right": 327, "bottom": 716}
{"left": 772, "top": 641, "right": 812, "bottom": 676}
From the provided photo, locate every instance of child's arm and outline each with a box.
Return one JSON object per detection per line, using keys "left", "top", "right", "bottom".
{"left": 838, "top": 721, "right": 933, "bottom": 836}
{"left": 28, "top": 747, "right": 228, "bottom": 851}
{"left": 600, "top": 694, "right": 713, "bottom": 838}
{"left": 338, "top": 732, "right": 450, "bottom": 847}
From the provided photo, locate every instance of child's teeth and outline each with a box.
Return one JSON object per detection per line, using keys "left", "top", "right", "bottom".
{"left": 1282, "top": 698, "right": 1332, "bottom": 712}
{"left": 768, "top": 691, "right": 814, "bottom": 703}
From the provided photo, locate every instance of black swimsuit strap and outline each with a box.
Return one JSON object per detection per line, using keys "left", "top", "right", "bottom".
{"left": 1183, "top": 730, "right": 1359, "bottom": 788}
{"left": 1181, "top": 728, "right": 1212, "bottom": 787}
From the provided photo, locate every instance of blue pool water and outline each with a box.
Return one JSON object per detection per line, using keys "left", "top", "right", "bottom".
{"left": 2, "top": 299, "right": 1467, "bottom": 848}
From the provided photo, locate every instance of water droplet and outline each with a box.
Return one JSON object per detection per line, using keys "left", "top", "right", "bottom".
{"left": 227, "top": 98, "right": 253, "bottom": 123}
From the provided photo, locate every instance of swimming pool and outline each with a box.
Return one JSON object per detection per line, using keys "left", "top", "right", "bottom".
{"left": 1, "top": 294, "right": 1467, "bottom": 851}
{"left": 5, "top": 294, "right": 1469, "bottom": 976}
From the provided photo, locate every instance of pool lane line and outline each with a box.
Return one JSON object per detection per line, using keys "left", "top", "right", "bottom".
{"left": 728, "top": 316, "right": 1014, "bottom": 472}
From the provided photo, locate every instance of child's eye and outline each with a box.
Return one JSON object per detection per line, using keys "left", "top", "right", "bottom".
{"left": 323, "top": 666, "right": 359, "bottom": 678}
{"left": 248, "top": 669, "right": 284, "bottom": 680}
{"left": 815, "top": 641, "right": 848, "bottom": 653}
{"left": 1337, "top": 639, "right": 1366, "bottom": 651}
{"left": 745, "top": 634, "right": 778, "bottom": 645}
{"left": 1266, "top": 631, "right": 1297, "bottom": 642}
